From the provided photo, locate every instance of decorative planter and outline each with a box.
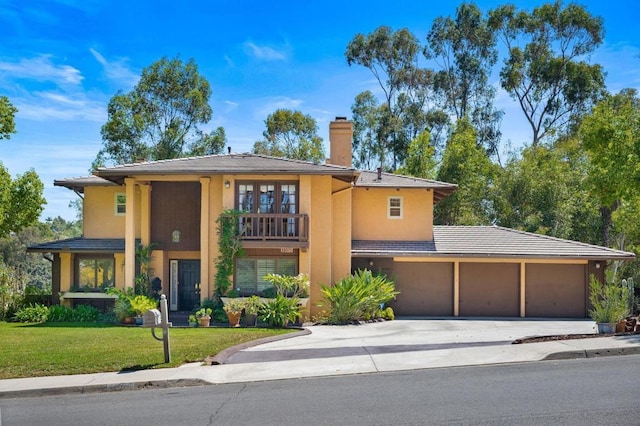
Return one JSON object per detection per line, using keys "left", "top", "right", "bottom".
{"left": 122, "top": 316, "right": 134, "bottom": 325}
{"left": 616, "top": 320, "right": 627, "bottom": 333}
{"left": 596, "top": 323, "right": 615, "bottom": 334}
{"left": 198, "top": 317, "right": 210, "bottom": 327}
{"left": 226, "top": 311, "right": 241, "bottom": 327}
{"left": 243, "top": 313, "right": 257, "bottom": 327}
{"left": 134, "top": 316, "right": 143, "bottom": 326}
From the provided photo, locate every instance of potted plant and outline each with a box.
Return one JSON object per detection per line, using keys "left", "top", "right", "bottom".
{"left": 129, "top": 295, "right": 158, "bottom": 325}
{"left": 223, "top": 298, "right": 245, "bottom": 327}
{"left": 589, "top": 275, "right": 631, "bottom": 334}
{"left": 188, "top": 314, "right": 198, "bottom": 327}
{"left": 107, "top": 287, "right": 136, "bottom": 324}
{"left": 195, "top": 307, "right": 213, "bottom": 327}
{"left": 258, "top": 294, "right": 300, "bottom": 328}
{"left": 243, "top": 295, "right": 262, "bottom": 326}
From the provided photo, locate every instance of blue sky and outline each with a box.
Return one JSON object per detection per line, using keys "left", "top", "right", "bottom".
{"left": 0, "top": 0, "right": 639, "bottom": 221}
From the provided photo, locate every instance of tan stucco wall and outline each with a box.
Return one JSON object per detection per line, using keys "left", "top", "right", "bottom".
{"left": 83, "top": 186, "right": 140, "bottom": 238}
{"left": 352, "top": 187, "right": 433, "bottom": 241}
{"left": 331, "top": 181, "right": 352, "bottom": 285}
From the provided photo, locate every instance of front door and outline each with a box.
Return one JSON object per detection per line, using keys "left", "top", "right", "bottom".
{"left": 177, "top": 260, "right": 200, "bottom": 311}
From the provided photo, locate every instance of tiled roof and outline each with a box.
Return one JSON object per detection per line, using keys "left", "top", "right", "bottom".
{"left": 27, "top": 238, "right": 125, "bottom": 253}
{"left": 95, "top": 153, "right": 357, "bottom": 183}
{"left": 355, "top": 171, "right": 457, "bottom": 202}
{"left": 352, "top": 226, "right": 635, "bottom": 260}
{"left": 54, "top": 176, "right": 116, "bottom": 193}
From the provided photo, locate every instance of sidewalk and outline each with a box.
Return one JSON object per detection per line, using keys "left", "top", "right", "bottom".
{"left": 1, "top": 319, "right": 639, "bottom": 398}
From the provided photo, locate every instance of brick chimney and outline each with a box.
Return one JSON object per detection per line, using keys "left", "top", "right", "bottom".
{"left": 328, "top": 117, "right": 353, "bottom": 168}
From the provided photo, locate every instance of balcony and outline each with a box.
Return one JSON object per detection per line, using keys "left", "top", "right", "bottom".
{"left": 237, "top": 213, "right": 309, "bottom": 248}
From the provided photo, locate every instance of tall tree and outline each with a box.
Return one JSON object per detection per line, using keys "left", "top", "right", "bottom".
{"left": 434, "top": 119, "right": 496, "bottom": 225}
{"left": 0, "top": 96, "right": 17, "bottom": 140}
{"left": 252, "top": 109, "right": 324, "bottom": 163}
{"left": 97, "top": 56, "right": 224, "bottom": 166}
{"left": 425, "top": 2, "right": 502, "bottom": 155}
{"left": 579, "top": 89, "right": 640, "bottom": 246}
{"left": 346, "top": 26, "right": 426, "bottom": 169}
{"left": 489, "top": 1, "right": 605, "bottom": 146}
{"left": 395, "top": 131, "right": 436, "bottom": 180}
{"left": 0, "top": 166, "right": 45, "bottom": 238}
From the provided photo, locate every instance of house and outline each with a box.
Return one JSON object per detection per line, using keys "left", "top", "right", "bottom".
{"left": 29, "top": 118, "right": 635, "bottom": 318}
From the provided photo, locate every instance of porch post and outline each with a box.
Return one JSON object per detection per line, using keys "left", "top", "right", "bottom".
{"left": 520, "top": 262, "right": 526, "bottom": 318}
{"left": 200, "top": 177, "right": 210, "bottom": 300}
{"left": 124, "top": 177, "right": 136, "bottom": 289}
{"left": 453, "top": 261, "right": 460, "bottom": 317}
{"left": 139, "top": 183, "right": 151, "bottom": 246}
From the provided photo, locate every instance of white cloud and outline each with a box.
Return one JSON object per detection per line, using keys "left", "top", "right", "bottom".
{"left": 254, "top": 96, "right": 304, "bottom": 119}
{"left": 0, "top": 55, "right": 83, "bottom": 85}
{"left": 244, "top": 42, "right": 288, "bottom": 61}
{"left": 89, "top": 48, "right": 139, "bottom": 87}
{"left": 15, "top": 92, "right": 106, "bottom": 122}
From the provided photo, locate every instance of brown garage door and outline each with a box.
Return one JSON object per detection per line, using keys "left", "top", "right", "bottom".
{"left": 525, "top": 264, "right": 586, "bottom": 318}
{"left": 459, "top": 263, "right": 519, "bottom": 317}
{"left": 391, "top": 262, "right": 453, "bottom": 316}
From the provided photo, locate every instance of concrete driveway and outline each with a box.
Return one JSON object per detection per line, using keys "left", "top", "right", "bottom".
{"left": 223, "top": 317, "right": 598, "bottom": 364}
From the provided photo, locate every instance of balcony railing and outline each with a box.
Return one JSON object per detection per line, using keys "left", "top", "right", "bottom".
{"left": 237, "top": 213, "right": 309, "bottom": 242}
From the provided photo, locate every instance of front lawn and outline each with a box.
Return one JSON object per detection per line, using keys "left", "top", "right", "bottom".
{"left": 0, "top": 322, "right": 293, "bottom": 379}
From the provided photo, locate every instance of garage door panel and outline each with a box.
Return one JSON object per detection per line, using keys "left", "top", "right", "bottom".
{"left": 459, "top": 263, "right": 519, "bottom": 317}
{"left": 525, "top": 264, "right": 586, "bottom": 317}
{"left": 391, "top": 262, "right": 453, "bottom": 316}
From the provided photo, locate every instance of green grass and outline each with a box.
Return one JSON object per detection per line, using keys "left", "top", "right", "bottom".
{"left": 0, "top": 322, "right": 293, "bottom": 379}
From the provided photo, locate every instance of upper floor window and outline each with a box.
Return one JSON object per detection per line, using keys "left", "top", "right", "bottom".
{"left": 388, "top": 196, "right": 403, "bottom": 219}
{"left": 236, "top": 181, "right": 297, "bottom": 214}
{"left": 115, "top": 193, "right": 126, "bottom": 216}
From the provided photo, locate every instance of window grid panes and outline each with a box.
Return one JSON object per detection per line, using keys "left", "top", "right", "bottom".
{"left": 115, "top": 193, "right": 126, "bottom": 215}
{"left": 235, "top": 258, "right": 298, "bottom": 294}
{"left": 388, "top": 196, "right": 402, "bottom": 218}
{"left": 76, "top": 257, "right": 115, "bottom": 290}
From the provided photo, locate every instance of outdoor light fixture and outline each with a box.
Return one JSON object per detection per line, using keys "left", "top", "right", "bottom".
{"left": 172, "top": 230, "right": 181, "bottom": 243}
{"left": 595, "top": 262, "right": 601, "bottom": 269}
{"left": 225, "top": 180, "right": 231, "bottom": 189}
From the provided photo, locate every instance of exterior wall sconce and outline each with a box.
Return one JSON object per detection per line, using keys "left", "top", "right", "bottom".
{"left": 595, "top": 262, "right": 601, "bottom": 269}
{"left": 172, "top": 230, "right": 181, "bottom": 243}
{"left": 225, "top": 180, "right": 231, "bottom": 189}
{"left": 368, "top": 259, "right": 374, "bottom": 267}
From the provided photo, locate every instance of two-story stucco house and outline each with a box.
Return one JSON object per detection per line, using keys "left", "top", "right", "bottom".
{"left": 29, "top": 118, "right": 634, "bottom": 318}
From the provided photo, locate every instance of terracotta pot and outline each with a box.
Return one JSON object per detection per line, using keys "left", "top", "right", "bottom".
{"left": 198, "top": 317, "right": 210, "bottom": 327}
{"left": 122, "top": 316, "right": 134, "bottom": 325}
{"left": 226, "top": 311, "right": 241, "bottom": 327}
{"left": 616, "top": 320, "right": 626, "bottom": 333}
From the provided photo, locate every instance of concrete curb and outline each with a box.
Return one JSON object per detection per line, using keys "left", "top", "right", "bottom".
{"left": 544, "top": 345, "right": 640, "bottom": 361}
{"left": 206, "top": 327, "right": 310, "bottom": 365}
{"left": 0, "top": 379, "right": 208, "bottom": 399}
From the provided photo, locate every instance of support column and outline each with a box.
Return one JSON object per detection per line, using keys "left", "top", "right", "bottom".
{"left": 124, "top": 177, "right": 136, "bottom": 289}
{"left": 200, "top": 177, "right": 211, "bottom": 300}
{"left": 139, "top": 184, "right": 151, "bottom": 246}
{"left": 453, "top": 261, "right": 460, "bottom": 317}
{"left": 520, "top": 262, "right": 526, "bottom": 318}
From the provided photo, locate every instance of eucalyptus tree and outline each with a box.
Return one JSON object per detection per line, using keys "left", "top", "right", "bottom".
{"left": 346, "top": 26, "right": 431, "bottom": 170}
{"left": 252, "top": 109, "right": 324, "bottom": 163}
{"left": 97, "top": 56, "right": 224, "bottom": 166}
{"left": 489, "top": 1, "right": 605, "bottom": 146}
{"left": 0, "top": 96, "right": 17, "bottom": 140}
{"left": 425, "top": 2, "right": 502, "bottom": 155}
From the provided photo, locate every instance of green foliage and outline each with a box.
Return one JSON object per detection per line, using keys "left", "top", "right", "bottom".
{"left": 195, "top": 307, "right": 212, "bottom": 319}
{"left": 395, "top": 131, "right": 436, "bottom": 179}
{"left": 0, "top": 166, "right": 46, "bottom": 238}
{"left": 258, "top": 294, "right": 300, "bottom": 328}
{"left": 253, "top": 109, "right": 325, "bottom": 163}
{"left": 382, "top": 307, "right": 395, "bottom": 321}
{"left": 435, "top": 118, "right": 496, "bottom": 225}
{"left": 262, "top": 273, "right": 309, "bottom": 298}
{"left": 134, "top": 242, "right": 157, "bottom": 296}
{"left": 47, "top": 305, "right": 74, "bottom": 322}
{"left": 69, "top": 305, "right": 101, "bottom": 322}
{"left": 14, "top": 304, "right": 49, "bottom": 323}
{"left": 222, "top": 298, "right": 246, "bottom": 315}
{"left": 214, "top": 210, "right": 244, "bottom": 296}
{"left": 97, "top": 56, "right": 224, "bottom": 166}
{"left": 588, "top": 275, "right": 631, "bottom": 324}
{"left": 244, "top": 295, "right": 262, "bottom": 316}
{"left": 128, "top": 295, "right": 157, "bottom": 317}
{"left": 488, "top": 2, "right": 605, "bottom": 145}
{"left": 0, "top": 96, "right": 17, "bottom": 140}
{"left": 318, "top": 269, "right": 399, "bottom": 324}
{"left": 425, "top": 2, "right": 501, "bottom": 155}
{"left": 261, "top": 286, "right": 277, "bottom": 298}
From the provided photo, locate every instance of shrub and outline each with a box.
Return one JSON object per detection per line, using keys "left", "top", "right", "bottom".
{"left": 259, "top": 294, "right": 300, "bottom": 328}
{"left": 589, "top": 275, "right": 631, "bottom": 324}
{"left": 14, "top": 304, "right": 49, "bottom": 323}
{"left": 72, "top": 305, "right": 101, "bottom": 322}
{"left": 382, "top": 307, "right": 395, "bottom": 321}
{"left": 129, "top": 295, "right": 158, "bottom": 317}
{"left": 318, "top": 269, "right": 399, "bottom": 324}
{"left": 47, "top": 305, "right": 74, "bottom": 322}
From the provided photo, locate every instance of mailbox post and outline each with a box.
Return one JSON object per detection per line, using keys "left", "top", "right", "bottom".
{"left": 142, "top": 294, "right": 172, "bottom": 363}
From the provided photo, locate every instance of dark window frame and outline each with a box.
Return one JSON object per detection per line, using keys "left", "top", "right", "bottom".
{"left": 74, "top": 254, "right": 116, "bottom": 291}
{"left": 235, "top": 180, "right": 299, "bottom": 214}
{"left": 234, "top": 256, "right": 299, "bottom": 295}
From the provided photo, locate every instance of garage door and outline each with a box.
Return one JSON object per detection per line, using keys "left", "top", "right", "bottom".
{"left": 459, "top": 263, "right": 519, "bottom": 317}
{"left": 525, "top": 264, "right": 586, "bottom": 318}
{"left": 391, "top": 262, "right": 453, "bottom": 316}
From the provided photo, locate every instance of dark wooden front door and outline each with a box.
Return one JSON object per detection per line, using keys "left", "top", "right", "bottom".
{"left": 178, "top": 260, "right": 200, "bottom": 311}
